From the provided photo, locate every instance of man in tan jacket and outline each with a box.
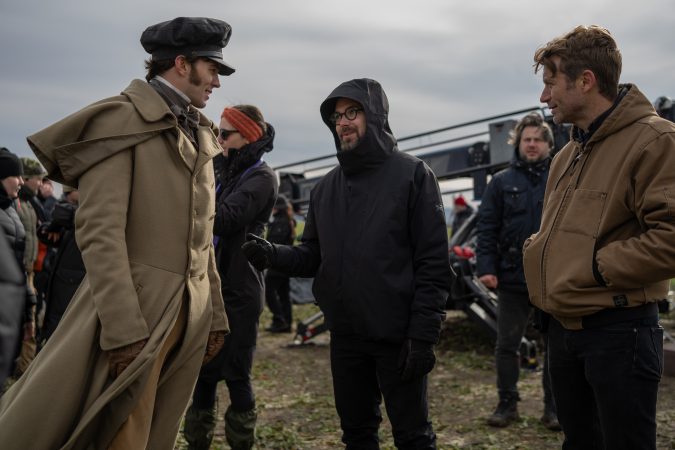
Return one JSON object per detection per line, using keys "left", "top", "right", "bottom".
{"left": 523, "top": 25, "right": 675, "bottom": 449}
{"left": 0, "top": 17, "right": 233, "bottom": 450}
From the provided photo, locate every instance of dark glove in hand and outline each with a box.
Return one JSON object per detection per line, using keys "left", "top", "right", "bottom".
{"left": 203, "top": 330, "right": 226, "bottom": 365}
{"left": 241, "top": 233, "right": 276, "bottom": 271}
{"left": 398, "top": 338, "right": 436, "bottom": 382}
{"left": 108, "top": 338, "right": 148, "bottom": 379}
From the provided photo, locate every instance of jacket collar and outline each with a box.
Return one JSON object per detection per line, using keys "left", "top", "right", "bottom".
{"left": 124, "top": 80, "right": 221, "bottom": 172}
{"left": 572, "top": 84, "right": 657, "bottom": 147}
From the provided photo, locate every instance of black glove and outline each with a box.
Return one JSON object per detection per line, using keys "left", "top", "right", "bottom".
{"left": 398, "top": 338, "right": 436, "bottom": 382}
{"left": 241, "top": 233, "right": 276, "bottom": 271}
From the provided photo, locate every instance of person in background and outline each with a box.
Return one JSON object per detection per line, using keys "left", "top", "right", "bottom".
{"left": 17, "top": 158, "right": 46, "bottom": 277}
{"left": 242, "top": 78, "right": 450, "bottom": 449}
{"left": 37, "top": 177, "right": 56, "bottom": 221}
{"left": 0, "top": 148, "right": 36, "bottom": 387}
{"left": 37, "top": 186, "right": 84, "bottom": 345}
{"left": 0, "top": 17, "right": 233, "bottom": 449}
{"left": 33, "top": 176, "right": 57, "bottom": 331}
{"left": 184, "top": 104, "right": 277, "bottom": 450}
{"left": 264, "top": 194, "right": 296, "bottom": 333}
{"left": 0, "top": 226, "right": 25, "bottom": 388}
{"left": 451, "top": 195, "right": 473, "bottom": 234}
{"left": 476, "top": 112, "right": 559, "bottom": 430}
{"left": 524, "top": 25, "right": 675, "bottom": 449}
{"left": 13, "top": 157, "right": 46, "bottom": 376}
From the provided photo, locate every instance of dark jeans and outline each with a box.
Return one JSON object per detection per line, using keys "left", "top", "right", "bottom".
{"left": 192, "top": 378, "right": 255, "bottom": 412}
{"left": 330, "top": 334, "right": 436, "bottom": 450}
{"left": 548, "top": 315, "right": 663, "bottom": 450}
{"left": 496, "top": 290, "right": 554, "bottom": 407}
{"left": 265, "top": 274, "right": 292, "bottom": 327}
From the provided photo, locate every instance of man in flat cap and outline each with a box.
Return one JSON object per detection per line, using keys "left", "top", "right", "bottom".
{"left": 0, "top": 17, "right": 232, "bottom": 449}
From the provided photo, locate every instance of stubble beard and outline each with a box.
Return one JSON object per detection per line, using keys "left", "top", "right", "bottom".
{"left": 338, "top": 128, "right": 361, "bottom": 151}
{"left": 340, "top": 140, "right": 359, "bottom": 151}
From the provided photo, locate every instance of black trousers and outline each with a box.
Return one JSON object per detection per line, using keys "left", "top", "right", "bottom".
{"left": 496, "top": 289, "right": 554, "bottom": 408}
{"left": 330, "top": 334, "right": 436, "bottom": 450}
{"left": 265, "top": 273, "right": 292, "bottom": 327}
{"left": 547, "top": 314, "right": 663, "bottom": 450}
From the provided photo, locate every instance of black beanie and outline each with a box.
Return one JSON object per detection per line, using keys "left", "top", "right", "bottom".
{"left": 0, "top": 148, "right": 23, "bottom": 179}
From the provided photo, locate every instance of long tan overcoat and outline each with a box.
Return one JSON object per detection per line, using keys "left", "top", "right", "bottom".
{"left": 0, "top": 79, "right": 229, "bottom": 449}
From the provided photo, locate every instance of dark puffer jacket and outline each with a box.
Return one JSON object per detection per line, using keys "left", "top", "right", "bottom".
{"left": 201, "top": 125, "right": 278, "bottom": 381}
{"left": 0, "top": 184, "right": 34, "bottom": 375}
{"left": 213, "top": 125, "right": 279, "bottom": 302}
{"left": 266, "top": 208, "right": 295, "bottom": 278}
{"left": 0, "top": 186, "right": 26, "bottom": 266}
{"left": 0, "top": 226, "right": 24, "bottom": 385}
{"left": 476, "top": 149, "right": 550, "bottom": 292}
{"left": 274, "top": 78, "right": 450, "bottom": 344}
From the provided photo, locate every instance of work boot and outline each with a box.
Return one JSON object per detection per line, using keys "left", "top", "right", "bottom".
{"left": 265, "top": 322, "right": 291, "bottom": 333}
{"left": 225, "top": 406, "right": 257, "bottom": 450}
{"left": 183, "top": 404, "right": 216, "bottom": 450}
{"left": 540, "top": 405, "right": 562, "bottom": 431}
{"left": 487, "top": 394, "right": 520, "bottom": 427}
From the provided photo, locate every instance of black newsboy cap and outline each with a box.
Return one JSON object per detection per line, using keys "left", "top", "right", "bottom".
{"left": 141, "top": 17, "right": 235, "bottom": 76}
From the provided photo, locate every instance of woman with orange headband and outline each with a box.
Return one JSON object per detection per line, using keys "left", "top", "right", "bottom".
{"left": 184, "top": 105, "right": 278, "bottom": 450}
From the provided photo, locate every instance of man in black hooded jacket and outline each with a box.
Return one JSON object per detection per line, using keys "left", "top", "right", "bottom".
{"left": 243, "top": 78, "right": 450, "bottom": 449}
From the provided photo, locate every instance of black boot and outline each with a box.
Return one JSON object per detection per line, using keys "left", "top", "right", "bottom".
{"left": 487, "top": 393, "right": 520, "bottom": 427}
{"left": 265, "top": 322, "right": 291, "bottom": 333}
{"left": 183, "top": 404, "right": 216, "bottom": 450}
{"left": 541, "top": 403, "right": 562, "bottom": 431}
{"left": 225, "top": 406, "right": 257, "bottom": 450}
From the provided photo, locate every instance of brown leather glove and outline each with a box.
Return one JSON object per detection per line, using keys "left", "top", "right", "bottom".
{"left": 203, "top": 331, "right": 226, "bottom": 365}
{"left": 107, "top": 338, "right": 148, "bottom": 379}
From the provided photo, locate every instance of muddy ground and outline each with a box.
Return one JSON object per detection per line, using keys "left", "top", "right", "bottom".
{"left": 175, "top": 305, "right": 675, "bottom": 449}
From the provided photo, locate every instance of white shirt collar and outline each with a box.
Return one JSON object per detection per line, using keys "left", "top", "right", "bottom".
{"left": 154, "top": 76, "right": 191, "bottom": 104}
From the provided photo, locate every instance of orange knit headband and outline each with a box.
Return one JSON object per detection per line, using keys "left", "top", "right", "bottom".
{"left": 221, "top": 108, "right": 263, "bottom": 143}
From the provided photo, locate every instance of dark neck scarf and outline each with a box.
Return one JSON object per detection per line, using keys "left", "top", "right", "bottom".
{"left": 149, "top": 78, "right": 200, "bottom": 146}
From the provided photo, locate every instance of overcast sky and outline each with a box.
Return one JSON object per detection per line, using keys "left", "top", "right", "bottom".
{"left": 2, "top": 0, "right": 673, "bottom": 170}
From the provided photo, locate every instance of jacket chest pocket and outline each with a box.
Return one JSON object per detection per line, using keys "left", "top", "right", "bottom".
{"left": 503, "top": 184, "right": 528, "bottom": 215}
{"left": 559, "top": 189, "right": 607, "bottom": 237}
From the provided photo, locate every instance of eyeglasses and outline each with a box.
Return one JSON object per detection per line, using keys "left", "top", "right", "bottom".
{"left": 329, "top": 107, "right": 363, "bottom": 125}
{"left": 219, "top": 128, "right": 239, "bottom": 140}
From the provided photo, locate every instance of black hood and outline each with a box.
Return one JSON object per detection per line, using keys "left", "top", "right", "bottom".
{"left": 319, "top": 78, "right": 396, "bottom": 175}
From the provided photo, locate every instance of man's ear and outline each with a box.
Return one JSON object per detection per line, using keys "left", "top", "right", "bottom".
{"left": 174, "top": 55, "right": 189, "bottom": 77}
{"left": 578, "top": 69, "right": 597, "bottom": 94}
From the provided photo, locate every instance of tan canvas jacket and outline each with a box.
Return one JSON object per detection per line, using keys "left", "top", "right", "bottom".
{"left": 523, "top": 84, "right": 675, "bottom": 329}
